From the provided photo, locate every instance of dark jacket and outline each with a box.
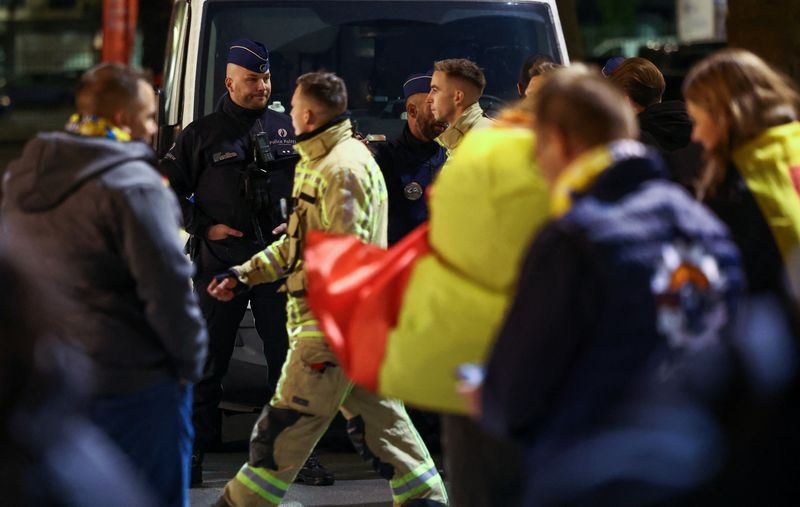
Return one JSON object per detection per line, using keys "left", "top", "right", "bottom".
{"left": 705, "top": 163, "right": 786, "bottom": 296}
{"left": 161, "top": 95, "right": 297, "bottom": 274}
{"left": 638, "top": 100, "right": 704, "bottom": 189}
{"left": 1, "top": 133, "right": 208, "bottom": 396}
{"left": 482, "top": 145, "right": 743, "bottom": 506}
{"left": 370, "top": 125, "right": 447, "bottom": 244}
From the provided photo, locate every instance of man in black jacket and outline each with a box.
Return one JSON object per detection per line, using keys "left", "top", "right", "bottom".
{"left": 161, "top": 38, "right": 332, "bottom": 486}
{"left": 370, "top": 72, "right": 447, "bottom": 244}
{"left": 1, "top": 63, "right": 208, "bottom": 507}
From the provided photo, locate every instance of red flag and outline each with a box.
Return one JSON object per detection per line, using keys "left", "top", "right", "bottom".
{"left": 305, "top": 224, "right": 431, "bottom": 391}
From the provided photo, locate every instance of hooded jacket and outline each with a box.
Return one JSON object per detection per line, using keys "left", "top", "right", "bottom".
{"left": 638, "top": 100, "right": 704, "bottom": 189}
{"left": 638, "top": 100, "right": 692, "bottom": 152}
{"left": 1, "top": 133, "right": 208, "bottom": 396}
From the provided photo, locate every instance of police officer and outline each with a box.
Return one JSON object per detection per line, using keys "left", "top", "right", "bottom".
{"left": 161, "top": 38, "right": 333, "bottom": 486}
{"left": 370, "top": 72, "right": 447, "bottom": 244}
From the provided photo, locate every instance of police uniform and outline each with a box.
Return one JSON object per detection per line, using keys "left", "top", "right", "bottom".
{"left": 371, "top": 73, "right": 446, "bottom": 245}
{"left": 160, "top": 40, "right": 296, "bottom": 458}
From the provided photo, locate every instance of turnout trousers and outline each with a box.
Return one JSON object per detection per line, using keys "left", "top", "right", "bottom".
{"left": 219, "top": 335, "right": 448, "bottom": 506}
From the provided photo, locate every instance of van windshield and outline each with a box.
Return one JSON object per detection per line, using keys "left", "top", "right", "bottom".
{"left": 199, "top": 1, "right": 561, "bottom": 138}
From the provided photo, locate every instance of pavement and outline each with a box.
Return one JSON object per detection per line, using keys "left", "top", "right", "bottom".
{"left": 189, "top": 411, "right": 444, "bottom": 507}
{"left": 190, "top": 451, "right": 395, "bottom": 507}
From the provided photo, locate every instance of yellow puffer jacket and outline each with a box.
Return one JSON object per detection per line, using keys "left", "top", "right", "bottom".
{"left": 379, "top": 126, "right": 550, "bottom": 413}
{"left": 233, "top": 119, "right": 388, "bottom": 333}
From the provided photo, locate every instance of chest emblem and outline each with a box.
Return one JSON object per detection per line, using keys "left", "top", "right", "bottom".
{"left": 278, "top": 128, "right": 288, "bottom": 138}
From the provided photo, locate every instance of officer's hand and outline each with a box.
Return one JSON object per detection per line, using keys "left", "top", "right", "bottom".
{"left": 207, "top": 224, "right": 244, "bottom": 241}
{"left": 207, "top": 276, "right": 238, "bottom": 302}
{"left": 272, "top": 223, "right": 287, "bottom": 235}
{"left": 353, "top": 131, "right": 369, "bottom": 146}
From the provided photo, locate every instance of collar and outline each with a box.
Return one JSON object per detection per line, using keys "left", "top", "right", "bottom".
{"left": 551, "top": 139, "right": 649, "bottom": 217}
{"left": 64, "top": 114, "right": 131, "bottom": 142}
{"left": 221, "top": 93, "right": 267, "bottom": 120}
{"left": 435, "top": 102, "right": 486, "bottom": 153}
{"left": 293, "top": 117, "right": 353, "bottom": 162}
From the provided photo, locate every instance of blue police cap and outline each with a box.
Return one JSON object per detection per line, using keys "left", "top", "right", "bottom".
{"left": 602, "top": 56, "right": 625, "bottom": 77}
{"left": 228, "top": 39, "right": 270, "bottom": 73}
{"left": 403, "top": 72, "right": 433, "bottom": 100}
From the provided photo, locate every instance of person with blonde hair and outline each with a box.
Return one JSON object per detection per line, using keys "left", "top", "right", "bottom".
{"left": 684, "top": 48, "right": 800, "bottom": 321}
{"left": 683, "top": 48, "right": 800, "bottom": 504}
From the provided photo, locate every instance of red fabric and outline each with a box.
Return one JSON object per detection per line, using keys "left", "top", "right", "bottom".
{"left": 305, "top": 223, "right": 431, "bottom": 391}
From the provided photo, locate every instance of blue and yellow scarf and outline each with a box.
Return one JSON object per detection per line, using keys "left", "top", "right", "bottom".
{"left": 65, "top": 114, "right": 131, "bottom": 142}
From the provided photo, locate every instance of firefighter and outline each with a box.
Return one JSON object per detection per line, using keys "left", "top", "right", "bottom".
{"left": 207, "top": 71, "right": 448, "bottom": 507}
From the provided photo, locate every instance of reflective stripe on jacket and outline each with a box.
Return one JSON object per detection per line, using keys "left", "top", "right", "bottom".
{"left": 233, "top": 118, "right": 388, "bottom": 328}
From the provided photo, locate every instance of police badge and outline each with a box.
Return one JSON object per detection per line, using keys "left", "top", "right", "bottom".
{"left": 403, "top": 182, "right": 423, "bottom": 201}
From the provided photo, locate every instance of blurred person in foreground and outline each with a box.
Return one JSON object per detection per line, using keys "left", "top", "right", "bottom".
{"left": 480, "top": 65, "right": 744, "bottom": 506}
{"left": 608, "top": 57, "right": 704, "bottom": 189}
{"left": 0, "top": 248, "right": 157, "bottom": 507}
{"left": 299, "top": 87, "right": 552, "bottom": 506}
{"left": 207, "top": 71, "right": 447, "bottom": 507}
{"left": 1, "top": 63, "right": 208, "bottom": 507}
{"left": 682, "top": 48, "right": 800, "bottom": 503}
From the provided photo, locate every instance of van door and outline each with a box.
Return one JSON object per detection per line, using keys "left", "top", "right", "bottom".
{"left": 157, "top": 0, "right": 191, "bottom": 157}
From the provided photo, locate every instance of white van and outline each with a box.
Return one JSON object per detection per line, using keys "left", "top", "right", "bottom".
{"left": 158, "top": 0, "right": 569, "bottom": 411}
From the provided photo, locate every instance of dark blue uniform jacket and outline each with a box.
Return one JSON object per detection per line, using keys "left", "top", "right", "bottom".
{"left": 370, "top": 125, "right": 446, "bottom": 244}
{"left": 161, "top": 95, "right": 297, "bottom": 274}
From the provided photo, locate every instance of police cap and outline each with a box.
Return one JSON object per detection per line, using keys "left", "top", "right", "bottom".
{"left": 228, "top": 38, "right": 270, "bottom": 74}
{"left": 403, "top": 72, "right": 433, "bottom": 100}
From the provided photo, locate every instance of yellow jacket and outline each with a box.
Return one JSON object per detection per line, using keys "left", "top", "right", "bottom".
{"left": 380, "top": 126, "right": 550, "bottom": 413}
{"left": 233, "top": 119, "right": 388, "bottom": 334}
